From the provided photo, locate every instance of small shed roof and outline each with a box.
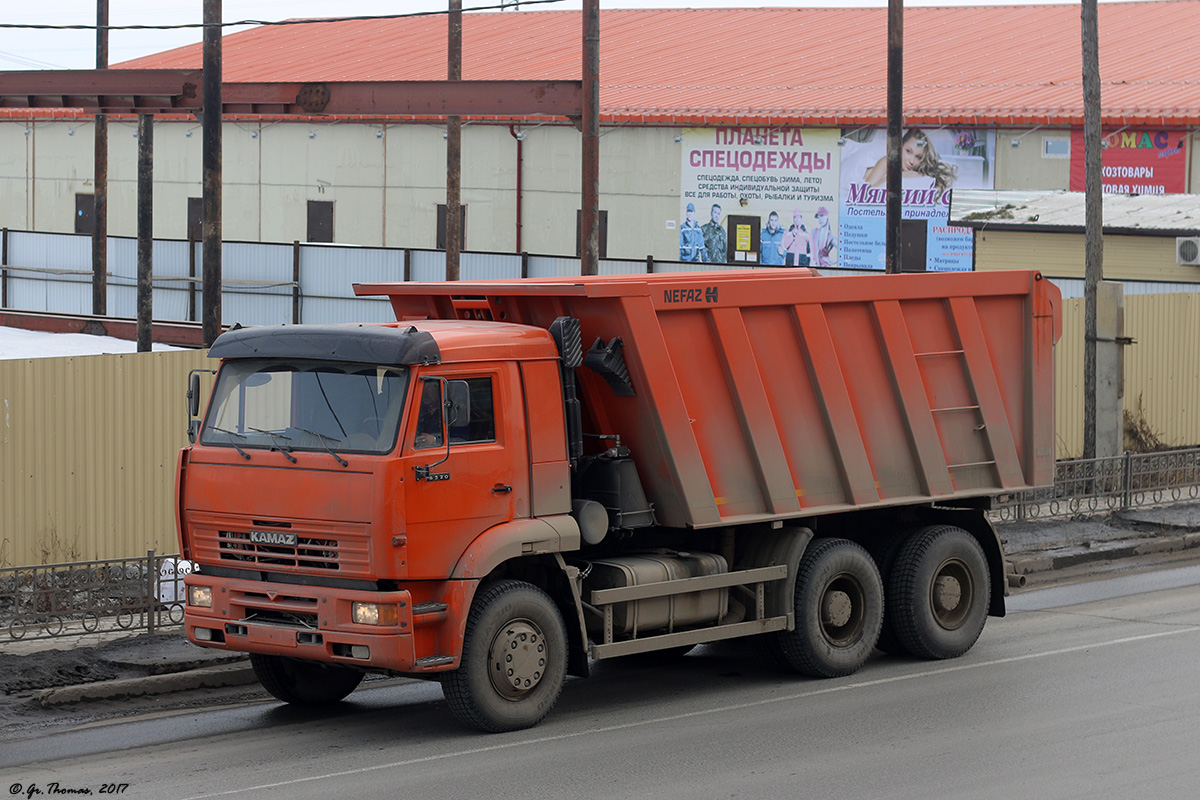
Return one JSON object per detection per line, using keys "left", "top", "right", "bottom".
{"left": 114, "top": 2, "right": 1200, "bottom": 128}
{"left": 950, "top": 190, "right": 1200, "bottom": 236}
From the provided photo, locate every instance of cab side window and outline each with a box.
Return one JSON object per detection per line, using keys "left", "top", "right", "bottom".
{"left": 451, "top": 378, "right": 496, "bottom": 444}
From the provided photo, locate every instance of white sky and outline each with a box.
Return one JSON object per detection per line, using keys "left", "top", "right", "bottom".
{"left": 0, "top": 326, "right": 183, "bottom": 360}
{"left": 0, "top": 0, "right": 1163, "bottom": 71}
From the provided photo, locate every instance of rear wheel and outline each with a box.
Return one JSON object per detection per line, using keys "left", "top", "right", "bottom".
{"left": 887, "top": 525, "right": 990, "bottom": 660}
{"left": 249, "top": 654, "right": 364, "bottom": 705}
{"left": 442, "top": 580, "right": 568, "bottom": 733}
{"left": 773, "top": 538, "right": 884, "bottom": 678}
{"left": 868, "top": 531, "right": 913, "bottom": 656}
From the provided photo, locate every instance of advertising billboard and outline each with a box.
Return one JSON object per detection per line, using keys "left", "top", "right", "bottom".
{"left": 1068, "top": 129, "right": 1188, "bottom": 194}
{"left": 679, "top": 128, "right": 840, "bottom": 267}
{"left": 838, "top": 128, "right": 996, "bottom": 272}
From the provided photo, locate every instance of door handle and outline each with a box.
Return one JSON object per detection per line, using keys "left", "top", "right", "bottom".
{"left": 492, "top": 484, "right": 513, "bottom": 494}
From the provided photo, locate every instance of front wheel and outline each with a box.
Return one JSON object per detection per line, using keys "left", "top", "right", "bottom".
{"left": 249, "top": 654, "right": 364, "bottom": 705}
{"left": 773, "top": 538, "right": 884, "bottom": 678}
{"left": 441, "top": 580, "right": 568, "bottom": 733}
{"left": 887, "top": 525, "right": 990, "bottom": 660}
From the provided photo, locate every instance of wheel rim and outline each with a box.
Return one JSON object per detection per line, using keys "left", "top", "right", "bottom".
{"left": 488, "top": 618, "right": 548, "bottom": 700}
{"left": 819, "top": 573, "right": 866, "bottom": 647}
{"left": 929, "top": 557, "right": 974, "bottom": 631}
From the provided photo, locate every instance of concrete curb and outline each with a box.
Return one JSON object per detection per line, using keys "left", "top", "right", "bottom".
{"left": 36, "top": 661, "right": 257, "bottom": 707}
{"left": 1008, "top": 531, "right": 1200, "bottom": 576}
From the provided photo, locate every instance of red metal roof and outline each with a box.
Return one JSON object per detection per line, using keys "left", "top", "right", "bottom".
{"left": 115, "top": 2, "right": 1200, "bottom": 127}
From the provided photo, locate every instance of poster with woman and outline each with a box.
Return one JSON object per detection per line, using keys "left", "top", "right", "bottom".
{"left": 838, "top": 128, "right": 995, "bottom": 271}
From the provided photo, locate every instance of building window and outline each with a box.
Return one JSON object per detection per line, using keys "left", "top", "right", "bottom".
{"left": 1042, "top": 137, "right": 1071, "bottom": 159}
{"left": 436, "top": 204, "right": 467, "bottom": 250}
{"left": 74, "top": 193, "right": 94, "bottom": 235}
{"left": 575, "top": 209, "right": 608, "bottom": 259}
{"left": 307, "top": 200, "right": 334, "bottom": 243}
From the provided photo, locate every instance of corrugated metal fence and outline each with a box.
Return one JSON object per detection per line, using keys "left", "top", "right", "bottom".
{"left": 0, "top": 349, "right": 211, "bottom": 566}
{"left": 0, "top": 230, "right": 768, "bottom": 328}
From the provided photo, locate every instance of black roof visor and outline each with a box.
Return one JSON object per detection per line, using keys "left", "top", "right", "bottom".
{"left": 208, "top": 324, "right": 441, "bottom": 366}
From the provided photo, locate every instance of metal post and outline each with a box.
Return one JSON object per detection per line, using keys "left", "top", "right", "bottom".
{"left": 187, "top": 232, "right": 197, "bottom": 322}
{"left": 137, "top": 114, "right": 154, "bottom": 352}
{"left": 202, "top": 0, "right": 224, "bottom": 346}
{"left": 292, "top": 240, "right": 301, "bottom": 324}
{"left": 92, "top": 0, "right": 109, "bottom": 315}
{"left": 1, "top": 227, "right": 7, "bottom": 308}
{"left": 885, "top": 0, "right": 903, "bottom": 274}
{"left": 445, "top": 0, "right": 462, "bottom": 282}
{"left": 1122, "top": 450, "right": 1133, "bottom": 511}
{"left": 146, "top": 550, "right": 157, "bottom": 635}
{"left": 1082, "top": 0, "right": 1103, "bottom": 459}
{"left": 580, "top": 0, "right": 600, "bottom": 276}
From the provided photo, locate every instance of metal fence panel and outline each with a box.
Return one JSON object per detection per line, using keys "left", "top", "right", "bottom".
{"left": 0, "top": 349, "right": 212, "bottom": 567}
{"left": 5, "top": 231, "right": 92, "bottom": 313}
{"left": 409, "top": 250, "right": 446, "bottom": 282}
{"left": 599, "top": 258, "right": 647, "bottom": 276}
{"left": 0, "top": 552, "right": 187, "bottom": 643}
{"left": 462, "top": 252, "right": 522, "bottom": 281}
{"left": 299, "top": 245, "right": 402, "bottom": 323}
{"left": 220, "top": 241, "right": 294, "bottom": 326}
{"left": 526, "top": 255, "right": 582, "bottom": 278}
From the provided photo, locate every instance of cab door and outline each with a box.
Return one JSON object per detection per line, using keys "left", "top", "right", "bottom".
{"left": 401, "top": 364, "right": 530, "bottom": 579}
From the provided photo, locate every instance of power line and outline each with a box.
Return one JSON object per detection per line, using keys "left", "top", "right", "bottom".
{"left": 0, "top": 49, "right": 67, "bottom": 70}
{"left": 0, "top": 0, "right": 563, "bottom": 31}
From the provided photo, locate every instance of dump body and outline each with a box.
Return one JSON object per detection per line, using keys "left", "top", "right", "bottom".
{"left": 356, "top": 269, "right": 1061, "bottom": 530}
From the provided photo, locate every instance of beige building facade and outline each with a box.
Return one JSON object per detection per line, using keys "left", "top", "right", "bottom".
{"left": 3, "top": 118, "right": 1197, "bottom": 263}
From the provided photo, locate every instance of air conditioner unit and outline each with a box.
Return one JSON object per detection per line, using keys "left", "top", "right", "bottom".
{"left": 1177, "top": 236, "right": 1200, "bottom": 266}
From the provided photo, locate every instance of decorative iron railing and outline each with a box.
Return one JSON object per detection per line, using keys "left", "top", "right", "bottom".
{"left": 0, "top": 550, "right": 190, "bottom": 643}
{"left": 992, "top": 447, "right": 1200, "bottom": 522}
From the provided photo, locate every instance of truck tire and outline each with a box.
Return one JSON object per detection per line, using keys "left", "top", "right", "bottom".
{"left": 868, "top": 531, "right": 911, "bottom": 656}
{"left": 774, "top": 538, "right": 883, "bottom": 678}
{"left": 441, "top": 580, "right": 568, "bottom": 733}
{"left": 887, "top": 525, "right": 990, "bottom": 660}
{"left": 249, "top": 653, "right": 364, "bottom": 705}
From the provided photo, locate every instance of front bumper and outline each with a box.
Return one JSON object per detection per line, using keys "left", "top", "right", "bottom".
{"left": 183, "top": 573, "right": 425, "bottom": 672}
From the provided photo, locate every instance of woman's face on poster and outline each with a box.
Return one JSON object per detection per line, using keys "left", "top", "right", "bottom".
{"left": 902, "top": 138, "right": 927, "bottom": 171}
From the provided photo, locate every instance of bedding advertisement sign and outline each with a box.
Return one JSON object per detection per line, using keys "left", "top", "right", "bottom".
{"left": 1068, "top": 129, "right": 1187, "bottom": 194}
{"left": 837, "top": 128, "right": 996, "bottom": 272}
{"left": 678, "top": 127, "right": 840, "bottom": 266}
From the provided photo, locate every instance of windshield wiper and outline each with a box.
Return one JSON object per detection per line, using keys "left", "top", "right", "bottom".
{"left": 249, "top": 427, "right": 298, "bottom": 463}
{"left": 293, "top": 426, "right": 349, "bottom": 468}
{"left": 210, "top": 427, "right": 251, "bottom": 460}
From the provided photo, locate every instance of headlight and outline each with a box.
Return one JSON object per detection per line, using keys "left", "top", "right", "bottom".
{"left": 352, "top": 602, "right": 398, "bottom": 626}
{"left": 188, "top": 585, "right": 213, "bottom": 608}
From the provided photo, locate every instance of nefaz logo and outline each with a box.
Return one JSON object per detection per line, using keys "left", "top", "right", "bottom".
{"left": 249, "top": 530, "right": 298, "bottom": 547}
{"left": 663, "top": 286, "right": 719, "bottom": 304}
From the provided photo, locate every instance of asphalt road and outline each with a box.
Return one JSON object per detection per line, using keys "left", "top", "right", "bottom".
{"left": 5, "top": 566, "right": 1200, "bottom": 800}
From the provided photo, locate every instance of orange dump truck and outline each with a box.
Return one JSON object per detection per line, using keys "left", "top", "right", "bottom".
{"left": 178, "top": 268, "right": 1060, "bottom": 732}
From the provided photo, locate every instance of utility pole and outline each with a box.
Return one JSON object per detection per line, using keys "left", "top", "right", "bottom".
{"left": 580, "top": 0, "right": 599, "bottom": 275}
{"left": 202, "top": 0, "right": 223, "bottom": 346}
{"left": 136, "top": 114, "right": 153, "bottom": 352}
{"left": 1082, "top": 0, "right": 1102, "bottom": 458}
{"left": 885, "top": 0, "right": 903, "bottom": 274}
{"left": 446, "top": 0, "right": 462, "bottom": 281}
{"left": 92, "top": 0, "right": 108, "bottom": 315}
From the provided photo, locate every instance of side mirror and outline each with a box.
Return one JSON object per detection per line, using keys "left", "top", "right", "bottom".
{"left": 446, "top": 380, "right": 470, "bottom": 427}
{"left": 187, "top": 373, "right": 202, "bottom": 418}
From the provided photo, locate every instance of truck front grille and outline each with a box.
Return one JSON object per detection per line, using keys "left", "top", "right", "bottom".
{"left": 218, "top": 530, "right": 341, "bottom": 571}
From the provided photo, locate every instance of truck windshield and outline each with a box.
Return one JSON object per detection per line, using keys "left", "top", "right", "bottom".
{"left": 200, "top": 359, "right": 409, "bottom": 455}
